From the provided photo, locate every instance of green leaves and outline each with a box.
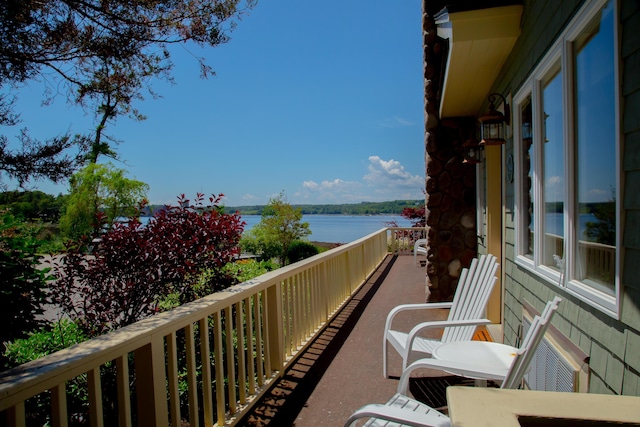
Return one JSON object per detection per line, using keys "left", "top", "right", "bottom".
{"left": 242, "top": 192, "right": 311, "bottom": 266}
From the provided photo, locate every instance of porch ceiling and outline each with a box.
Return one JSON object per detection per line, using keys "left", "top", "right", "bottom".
{"left": 435, "top": 4, "right": 523, "bottom": 118}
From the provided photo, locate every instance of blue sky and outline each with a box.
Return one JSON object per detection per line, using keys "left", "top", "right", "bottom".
{"left": 7, "top": 1, "right": 425, "bottom": 206}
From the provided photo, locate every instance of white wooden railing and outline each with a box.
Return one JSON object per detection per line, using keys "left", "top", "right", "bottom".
{"left": 544, "top": 233, "right": 615, "bottom": 287}
{"left": 0, "top": 228, "right": 424, "bottom": 427}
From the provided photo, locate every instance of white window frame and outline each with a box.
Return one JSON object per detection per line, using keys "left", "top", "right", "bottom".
{"left": 513, "top": 0, "right": 621, "bottom": 318}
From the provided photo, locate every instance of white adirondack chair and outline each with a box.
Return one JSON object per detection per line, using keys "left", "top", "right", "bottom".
{"left": 383, "top": 254, "right": 499, "bottom": 377}
{"left": 413, "top": 238, "right": 428, "bottom": 266}
{"left": 347, "top": 297, "right": 562, "bottom": 427}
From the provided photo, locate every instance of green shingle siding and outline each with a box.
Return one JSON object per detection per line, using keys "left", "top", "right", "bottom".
{"left": 624, "top": 131, "right": 640, "bottom": 171}
{"left": 625, "top": 330, "right": 640, "bottom": 373}
{"left": 623, "top": 90, "right": 640, "bottom": 133}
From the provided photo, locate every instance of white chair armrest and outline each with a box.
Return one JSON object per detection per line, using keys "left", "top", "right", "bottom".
{"left": 384, "top": 302, "right": 454, "bottom": 335}
{"left": 344, "top": 403, "right": 450, "bottom": 427}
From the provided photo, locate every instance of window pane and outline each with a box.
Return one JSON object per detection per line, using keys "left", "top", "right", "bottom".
{"left": 574, "top": 0, "right": 616, "bottom": 292}
{"left": 542, "top": 69, "right": 564, "bottom": 271}
{"left": 521, "top": 96, "right": 534, "bottom": 258}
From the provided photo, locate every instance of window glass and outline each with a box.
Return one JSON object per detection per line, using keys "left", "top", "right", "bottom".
{"left": 542, "top": 69, "right": 564, "bottom": 271}
{"left": 573, "top": 0, "right": 616, "bottom": 292}
{"left": 514, "top": 0, "right": 619, "bottom": 314}
{"left": 521, "top": 96, "right": 534, "bottom": 259}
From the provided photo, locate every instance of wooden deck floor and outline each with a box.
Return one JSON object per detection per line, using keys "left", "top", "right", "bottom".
{"left": 237, "top": 254, "right": 489, "bottom": 426}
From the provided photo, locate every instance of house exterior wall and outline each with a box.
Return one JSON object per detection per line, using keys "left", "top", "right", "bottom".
{"left": 488, "top": 0, "right": 640, "bottom": 395}
{"left": 424, "top": 0, "right": 640, "bottom": 395}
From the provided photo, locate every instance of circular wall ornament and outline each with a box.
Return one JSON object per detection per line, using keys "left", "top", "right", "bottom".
{"left": 506, "top": 153, "right": 514, "bottom": 183}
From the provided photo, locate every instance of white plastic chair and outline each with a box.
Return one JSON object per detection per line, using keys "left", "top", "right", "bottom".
{"left": 383, "top": 254, "right": 499, "bottom": 377}
{"left": 397, "top": 296, "right": 562, "bottom": 389}
{"left": 413, "top": 238, "right": 427, "bottom": 266}
{"left": 347, "top": 297, "right": 562, "bottom": 427}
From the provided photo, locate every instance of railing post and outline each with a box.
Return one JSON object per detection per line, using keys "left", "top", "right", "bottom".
{"left": 134, "top": 337, "right": 168, "bottom": 427}
{"left": 266, "top": 281, "right": 284, "bottom": 373}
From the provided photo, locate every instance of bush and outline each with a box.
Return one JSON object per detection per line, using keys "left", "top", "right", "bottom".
{"left": 50, "top": 193, "right": 245, "bottom": 337}
{"left": 239, "top": 232, "right": 281, "bottom": 263}
{"left": 286, "top": 240, "right": 319, "bottom": 264}
{"left": 4, "top": 320, "right": 90, "bottom": 426}
{"left": 223, "top": 259, "right": 277, "bottom": 283}
{"left": 4, "top": 319, "right": 88, "bottom": 366}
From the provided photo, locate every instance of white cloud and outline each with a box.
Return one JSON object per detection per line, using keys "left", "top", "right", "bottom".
{"left": 546, "top": 176, "right": 563, "bottom": 186}
{"left": 587, "top": 188, "right": 611, "bottom": 202}
{"left": 544, "top": 175, "right": 565, "bottom": 202}
{"left": 296, "top": 179, "right": 364, "bottom": 203}
{"left": 294, "top": 156, "right": 424, "bottom": 204}
{"left": 364, "top": 156, "right": 424, "bottom": 189}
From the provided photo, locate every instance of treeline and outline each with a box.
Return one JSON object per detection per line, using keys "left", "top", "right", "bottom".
{"left": 221, "top": 199, "right": 424, "bottom": 216}
{"left": 1, "top": 191, "right": 423, "bottom": 219}
{"left": 0, "top": 190, "right": 68, "bottom": 221}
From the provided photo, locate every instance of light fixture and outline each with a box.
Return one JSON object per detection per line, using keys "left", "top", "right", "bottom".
{"left": 479, "top": 93, "right": 510, "bottom": 146}
{"left": 462, "top": 138, "right": 482, "bottom": 164}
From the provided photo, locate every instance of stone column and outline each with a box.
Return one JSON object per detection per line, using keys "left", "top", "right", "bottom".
{"left": 422, "top": 2, "right": 477, "bottom": 302}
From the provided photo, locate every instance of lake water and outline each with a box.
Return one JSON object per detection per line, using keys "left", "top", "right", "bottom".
{"left": 542, "top": 213, "right": 599, "bottom": 239}
{"left": 241, "top": 215, "right": 413, "bottom": 243}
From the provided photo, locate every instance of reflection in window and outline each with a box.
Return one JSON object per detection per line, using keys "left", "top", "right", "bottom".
{"left": 574, "top": 0, "right": 616, "bottom": 292}
{"left": 521, "top": 97, "right": 534, "bottom": 259}
{"left": 542, "top": 68, "right": 564, "bottom": 271}
{"left": 513, "top": 0, "right": 619, "bottom": 314}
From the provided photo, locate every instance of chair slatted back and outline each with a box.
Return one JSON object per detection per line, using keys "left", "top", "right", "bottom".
{"left": 501, "top": 296, "right": 562, "bottom": 389}
{"left": 441, "top": 254, "right": 499, "bottom": 343}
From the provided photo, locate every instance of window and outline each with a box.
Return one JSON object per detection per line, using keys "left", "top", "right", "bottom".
{"left": 514, "top": 0, "right": 619, "bottom": 316}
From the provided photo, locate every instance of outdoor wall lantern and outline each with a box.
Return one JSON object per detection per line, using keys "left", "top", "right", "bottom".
{"left": 462, "top": 138, "right": 482, "bottom": 164}
{"left": 479, "top": 93, "right": 510, "bottom": 146}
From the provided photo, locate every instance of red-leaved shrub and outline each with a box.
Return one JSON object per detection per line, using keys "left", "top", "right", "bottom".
{"left": 50, "top": 193, "right": 244, "bottom": 336}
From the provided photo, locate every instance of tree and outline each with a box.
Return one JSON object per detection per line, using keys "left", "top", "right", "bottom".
{"left": 1, "top": 0, "right": 257, "bottom": 172}
{"left": 50, "top": 194, "right": 244, "bottom": 336}
{"left": 0, "top": 95, "right": 86, "bottom": 188}
{"left": 401, "top": 205, "right": 426, "bottom": 227}
{"left": 245, "top": 192, "right": 311, "bottom": 266}
{"left": 0, "top": 190, "right": 66, "bottom": 221}
{"left": 585, "top": 191, "right": 616, "bottom": 246}
{"left": 59, "top": 163, "right": 149, "bottom": 240}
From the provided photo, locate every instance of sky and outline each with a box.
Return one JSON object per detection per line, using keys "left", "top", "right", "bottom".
{"left": 6, "top": 1, "right": 426, "bottom": 206}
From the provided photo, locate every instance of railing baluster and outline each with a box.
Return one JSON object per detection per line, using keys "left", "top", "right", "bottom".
{"left": 255, "top": 290, "right": 265, "bottom": 385}
{"left": 294, "top": 274, "right": 301, "bottom": 348}
{"left": 199, "top": 317, "right": 214, "bottom": 426}
{"left": 236, "top": 300, "right": 247, "bottom": 404}
{"left": 6, "top": 402, "right": 26, "bottom": 427}
{"left": 246, "top": 295, "right": 256, "bottom": 395}
{"left": 213, "top": 311, "right": 225, "bottom": 426}
{"left": 87, "top": 367, "right": 103, "bottom": 427}
{"left": 51, "top": 383, "right": 67, "bottom": 427}
{"left": 185, "top": 323, "right": 199, "bottom": 427}
{"left": 115, "top": 355, "right": 132, "bottom": 427}
{"left": 266, "top": 279, "right": 284, "bottom": 374}
{"left": 224, "top": 306, "right": 237, "bottom": 415}
{"left": 134, "top": 336, "right": 169, "bottom": 427}
{"left": 165, "top": 332, "right": 181, "bottom": 427}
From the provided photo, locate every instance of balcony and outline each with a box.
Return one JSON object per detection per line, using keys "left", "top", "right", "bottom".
{"left": 0, "top": 227, "right": 432, "bottom": 426}
{"left": 3, "top": 227, "right": 634, "bottom": 426}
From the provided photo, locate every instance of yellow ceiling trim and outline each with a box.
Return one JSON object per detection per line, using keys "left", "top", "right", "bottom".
{"left": 436, "top": 5, "right": 523, "bottom": 118}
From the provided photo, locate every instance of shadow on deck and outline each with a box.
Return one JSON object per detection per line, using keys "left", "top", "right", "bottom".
{"left": 239, "top": 254, "right": 467, "bottom": 427}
